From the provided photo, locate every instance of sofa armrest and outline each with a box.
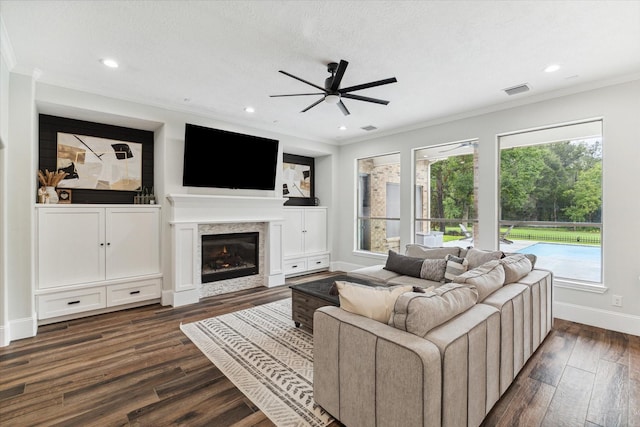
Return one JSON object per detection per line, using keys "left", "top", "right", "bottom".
{"left": 314, "top": 306, "right": 442, "bottom": 427}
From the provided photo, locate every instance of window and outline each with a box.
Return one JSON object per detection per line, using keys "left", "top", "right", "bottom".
{"left": 357, "top": 153, "right": 400, "bottom": 254}
{"left": 414, "top": 140, "right": 478, "bottom": 248}
{"left": 499, "top": 120, "right": 603, "bottom": 283}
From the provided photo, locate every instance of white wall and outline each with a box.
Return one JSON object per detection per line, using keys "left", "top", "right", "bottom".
{"left": 0, "top": 18, "right": 10, "bottom": 345}
{"left": 334, "top": 79, "right": 640, "bottom": 335}
{"left": 1, "top": 70, "right": 637, "bottom": 344}
{"left": 0, "top": 78, "right": 339, "bottom": 343}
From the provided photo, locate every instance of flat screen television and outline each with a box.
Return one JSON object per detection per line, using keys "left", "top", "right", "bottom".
{"left": 182, "top": 123, "right": 279, "bottom": 190}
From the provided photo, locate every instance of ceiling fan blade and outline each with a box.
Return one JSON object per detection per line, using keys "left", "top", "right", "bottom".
{"left": 301, "top": 98, "right": 325, "bottom": 113}
{"left": 339, "top": 77, "right": 398, "bottom": 93}
{"left": 342, "top": 93, "right": 389, "bottom": 105}
{"left": 330, "top": 60, "right": 349, "bottom": 92}
{"left": 337, "top": 100, "right": 350, "bottom": 116}
{"left": 270, "top": 93, "right": 325, "bottom": 97}
{"left": 279, "top": 70, "right": 327, "bottom": 92}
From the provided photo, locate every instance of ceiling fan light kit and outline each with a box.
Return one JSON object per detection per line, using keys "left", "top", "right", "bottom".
{"left": 270, "top": 59, "right": 397, "bottom": 116}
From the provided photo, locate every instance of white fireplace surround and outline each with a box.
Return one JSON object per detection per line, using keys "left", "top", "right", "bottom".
{"left": 165, "top": 194, "right": 287, "bottom": 307}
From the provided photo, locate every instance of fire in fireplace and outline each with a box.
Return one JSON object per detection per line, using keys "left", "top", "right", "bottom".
{"left": 201, "top": 232, "right": 259, "bottom": 283}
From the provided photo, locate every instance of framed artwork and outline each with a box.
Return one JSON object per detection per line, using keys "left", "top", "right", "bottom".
{"left": 56, "top": 188, "right": 72, "bottom": 204}
{"left": 283, "top": 153, "right": 315, "bottom": 206}
{"left": 39, "top": 114, "right": 154, "bottom": 204}
{"left": 56, "top": 132, "right": 143, "bottom": 191}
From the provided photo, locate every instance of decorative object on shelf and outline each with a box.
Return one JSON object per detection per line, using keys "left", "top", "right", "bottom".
{"left": 37, "top": 169, "right": 68, "bottom": 204}
{"left": 283, "top": 153, "right": 315, "bottom": 206}
{"left": 56, "top": 188, "right": 72, "bottom": 204}
{"left": 56, "top": 132, "right": 142, "bottom": 191}
{"left": 134, "top": 187, "right": 156, "bottom": 204}
{"left": 45, "top": 187, "right": 59, "bottom": 204}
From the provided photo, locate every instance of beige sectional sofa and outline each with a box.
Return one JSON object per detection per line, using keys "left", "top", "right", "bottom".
{"left": 313, "top": 245, "right": 553, "bottom": 427}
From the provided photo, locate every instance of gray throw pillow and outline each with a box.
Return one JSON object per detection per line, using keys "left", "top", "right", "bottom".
{"left": 420, "top": 258, "right": 447, "bottom": 282}
{"left": 383, "top": 250, "right": 423, "bottom": 278}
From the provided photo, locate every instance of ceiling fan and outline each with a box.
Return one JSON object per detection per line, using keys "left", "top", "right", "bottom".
{"left": 270, "top": 60, "right": 397, "bottom": 116}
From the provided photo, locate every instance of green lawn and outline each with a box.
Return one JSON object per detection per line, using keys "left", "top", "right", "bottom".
{"left": 440, "top": 225, "right": 601, "bottom": 245}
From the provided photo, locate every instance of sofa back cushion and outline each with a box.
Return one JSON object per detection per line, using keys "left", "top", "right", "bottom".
{"left": 335, "top": 281, "right": 414, "bottom": 323}
{"left": 405, "top": 244, "right": 460, "bottom": 259}
{"left": 466, "top": 248, "right": 504, "bottom": 270}
{"left": 500, "top": 254, "right": 533, "bottom": 284}
{"left": 389, "top": 283, "right": 478, "bottom": 337}
{"left": 453, "top": 260, "right": 505, "bottom": 302}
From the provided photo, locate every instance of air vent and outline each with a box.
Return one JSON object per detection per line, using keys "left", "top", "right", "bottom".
{"left": 361, "top": 125, "right": 378, "bottom": 131}
{"left": 503, "top": 83, "right": 530, "bottom": 96}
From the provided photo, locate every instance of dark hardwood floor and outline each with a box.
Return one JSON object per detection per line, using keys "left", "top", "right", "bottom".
{"left": 1, "top": 271, "right": 638, "bottom": 426}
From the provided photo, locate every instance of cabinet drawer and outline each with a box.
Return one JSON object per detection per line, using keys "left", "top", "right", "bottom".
{"left": 307, "top": 254, "right": 330, "bottom": 270}
{"left": 37, "top": 288, "right": 106, "bottom": 320}
{"left": 107, "top": 278, "right": 162, "bottom": 307}
{"left": 284, "top": 258, "right": 307, "bottom": 274}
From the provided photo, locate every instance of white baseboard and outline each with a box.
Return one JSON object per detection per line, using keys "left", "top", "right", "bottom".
{"left": 0, "top": 325, "right": 9, "bottom": 347}
{"left": 266, "top": 273, "right": 285, "bottom": 287}
{"left": 163, "top": 289, "right": 200, "bottom": 307}
{"left": 0, "top": 315, "right": 38, "bottom": 346}
{"left": 554, "top": 302, "right": 640, "bottom": 336}
{"left": 331, "top": 261, "right": 362, "bottom": 273}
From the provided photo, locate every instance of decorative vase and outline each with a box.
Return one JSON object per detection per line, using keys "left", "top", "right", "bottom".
{"left": 46, "top": 186, "right": 59, "bottom": 204}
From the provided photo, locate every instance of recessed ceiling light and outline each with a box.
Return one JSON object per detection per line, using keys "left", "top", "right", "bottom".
{"left": 101, "top": 58, "right": 119, "bottom": 68}
{"left": 339, "top": 125, "right": 347, "bottom": 131}
{"left": 244, "top": 106, "right": 255, "bottom": 113}
{"left": 544, "top": 64, "right": 560, "bottom": 73}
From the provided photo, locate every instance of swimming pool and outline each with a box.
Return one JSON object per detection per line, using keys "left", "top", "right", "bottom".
{"left": 517, "top": 242, "right": 601, "bottom": 261}
{"left": 517, "top": 242, "right": 601, "bottom": 282}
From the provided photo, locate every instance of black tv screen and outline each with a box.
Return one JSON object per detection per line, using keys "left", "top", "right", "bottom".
{"left": 183, "top": 123, "right": 279, "bottom": 190}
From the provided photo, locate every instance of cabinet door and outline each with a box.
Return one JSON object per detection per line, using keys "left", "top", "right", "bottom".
{"left": 38, "top": 208, "right": 105, "bottom": 288}
{"left": 282, "top": 208, "right": 305, "bottom": 257}
{"left": 303, "top": 208, "right": 327, "bottom": 254}
{"left": 106, "top": 208, "right": 160, "bottom": 280}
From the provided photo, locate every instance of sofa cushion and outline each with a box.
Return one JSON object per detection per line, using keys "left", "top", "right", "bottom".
{"left": 386, "top": 275, "right": 440, "bottom": 289}
{"left": 420, "top": 258, "right": 447, "bottom": 282}
{"left": 466, "top": 248, "right": 504, "bottom": 270}
{"left": 348, "top": 264, "right": 401, "bottom": 285}
{"left": 389, "top": 282, "right": 479, "bottom": 337}
{"left": 503, "top": 252, "right": 538, "bottom": 268}
{"left": 444, "top": 254, "right": 469, "bottom": 283}
{"left": 500, "top": 254, "right": 533, "bottom": 284}
{"left": 384, "top": 250, "right": 423, "bottom": 277}
{"left": 453, "top": 260, "right": 505, "bottom": 302}
{"left": 335, "top": 281, "right": 413, "bottom": 323}
{"left": 405, "top": 244, "right": 460, "bottom": 259}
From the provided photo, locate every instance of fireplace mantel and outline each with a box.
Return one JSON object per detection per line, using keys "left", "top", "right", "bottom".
{"left": 167, "top": 193, "right": 288, "bottom": 224}
{"left": 165, "top": 193, "right": 286, "bottom": 307}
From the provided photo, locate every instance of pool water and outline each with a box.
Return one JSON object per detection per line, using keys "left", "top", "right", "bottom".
{"left": 517, "top": 242, "right": 601, "bottom": 261}
{"left": 516, "top": 242, "right": 602, "bottom": 282}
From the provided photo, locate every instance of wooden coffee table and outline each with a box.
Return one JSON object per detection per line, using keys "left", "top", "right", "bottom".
{"left": 289, "top": 275, "right": 373, "bottom": 331}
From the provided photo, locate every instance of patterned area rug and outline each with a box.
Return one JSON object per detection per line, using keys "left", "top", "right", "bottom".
{"left": 180, "top": 298, "right": 334, "bottom": 427}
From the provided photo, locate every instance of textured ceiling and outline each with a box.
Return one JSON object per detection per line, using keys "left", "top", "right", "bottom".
{"left": 1, "top": 0, "right": 639, "bottom": 144}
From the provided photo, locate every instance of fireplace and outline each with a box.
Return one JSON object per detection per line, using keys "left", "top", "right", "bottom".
{"left": 201, "top": 232, "right": 259, "bottom": 283}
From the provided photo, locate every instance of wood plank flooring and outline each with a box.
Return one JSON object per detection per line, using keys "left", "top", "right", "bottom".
{"left": 1, "top": 271, "right": 638, "bottom": 427}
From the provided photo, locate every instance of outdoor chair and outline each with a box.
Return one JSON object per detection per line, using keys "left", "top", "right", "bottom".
{"left": 459, "top": 223, "right": 473, "bottom": 242}
{"left": 500, "top": 225, "right": 514, "bottom": 244}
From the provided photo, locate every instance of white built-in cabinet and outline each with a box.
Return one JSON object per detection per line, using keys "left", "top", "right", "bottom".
{"left": 35, "top": 205, "right": 162, "bottom": 321}
{"left": 282, "top": 206, "right": 329, "bottom": 276}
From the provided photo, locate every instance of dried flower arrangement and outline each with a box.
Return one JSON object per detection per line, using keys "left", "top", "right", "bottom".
{"left": 38, "top": 169, "right": 68, "bottom": 187}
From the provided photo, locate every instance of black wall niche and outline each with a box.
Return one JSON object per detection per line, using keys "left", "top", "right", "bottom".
{"left": 38, "top": 114, "right": 154, "bottom": 204}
